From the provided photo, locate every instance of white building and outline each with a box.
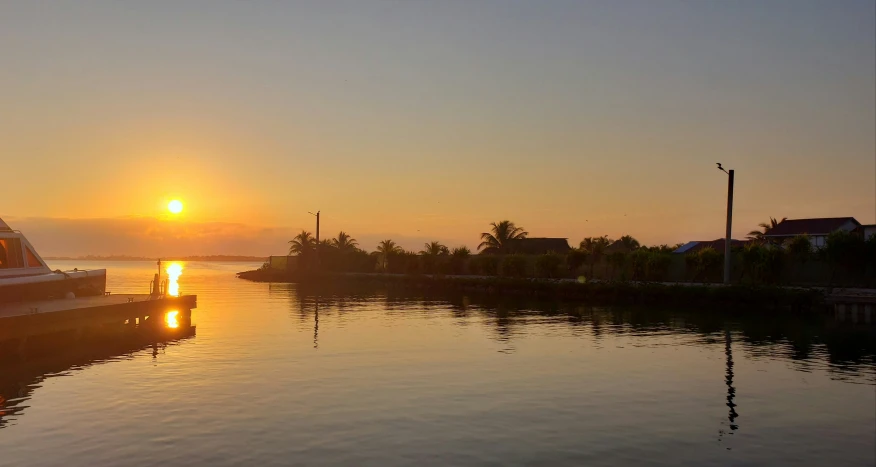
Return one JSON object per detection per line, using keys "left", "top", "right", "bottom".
{"left": 762, "top": 217, "right": 860, "bottom": 249}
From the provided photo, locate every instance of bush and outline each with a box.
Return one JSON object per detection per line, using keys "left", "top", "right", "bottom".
{"left": 403, "top": 253, "right": 422, "bottom": 275}
{"left": 688, "top": 248, "right": 723, "bottom": 282}
{"left": 449, "top": 257, "right": 467, "bottom": 275}
{"left": 420, "top": 254, "right": 438, "bottom": 274}
{"left": 566, "top": 249, "right": 588, "bottom": 274}
{"left": 786, "top": 235, "right": 812, "bottom": 260}
{"left": 535, "top": 253, "right": 564, "bottom": 278}
{"left": 501, "top": 255, "right": 529, "bottom": 278}
{"left": 629, "top": 249, "right": 649, "bottom": 281}
{"left": 469, "top": 255, "right": 499, "bottom": 276}
{"left": 645, "top": 252, "right": 672, "bottom": 281}
{"left": 607, "top": 251, "right": 628, "bottom": 281}
{"left": 823, "top": 230, "right": 867, "bottom": 284}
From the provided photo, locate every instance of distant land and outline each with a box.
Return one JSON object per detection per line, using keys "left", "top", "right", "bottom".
{"left": 44, "top": 255, "right": 267, "bottom": 262}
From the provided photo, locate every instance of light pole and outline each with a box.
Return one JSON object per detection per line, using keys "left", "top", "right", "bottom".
{"left": 308, "top": 210, "right": 320, "bottom": 269}
{"left": 307, "top": 210, "right": 320, "bottom": 244}
{"left": 717, "top": 163, "right": 734, "bottom": 285}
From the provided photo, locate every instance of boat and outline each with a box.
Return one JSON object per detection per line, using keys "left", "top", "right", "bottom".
{"left": 0, "top": 217, "right": 106, "bottom": 303}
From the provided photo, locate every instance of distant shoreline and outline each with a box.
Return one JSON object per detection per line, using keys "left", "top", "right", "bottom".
{"left": 45, "top": 256, "right": 267, "bottom": 262}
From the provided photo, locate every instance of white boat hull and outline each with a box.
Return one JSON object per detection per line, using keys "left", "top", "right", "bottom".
{"left": 0, "top": 270, "right": 107, "bottom": 303}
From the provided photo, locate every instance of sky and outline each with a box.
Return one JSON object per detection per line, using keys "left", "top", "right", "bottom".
{"left": 1, "top": 1, "right": 874, "bottom": 256}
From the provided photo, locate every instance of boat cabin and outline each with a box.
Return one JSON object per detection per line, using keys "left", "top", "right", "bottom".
{"left": 0, "top": 217, "right": 52, "bottom": 278}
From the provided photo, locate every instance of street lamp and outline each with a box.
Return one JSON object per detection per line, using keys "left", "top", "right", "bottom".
{"left": 307, "top": 210, "right": 320, "bottom": 244}
{"left": 717, "top": 163, "right": 734, "bottom": 284}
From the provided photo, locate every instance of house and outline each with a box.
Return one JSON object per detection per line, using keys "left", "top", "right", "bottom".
{"left": 673, "top": 239, "right": 747, "bottom": 255}
{"left": 505, "top": 238, "right": 571, "bottom": 255}
{"left": 762, "top": 217, "right": 860, "bottom": 249}
{"left": 860, "top": 224, "right": 876, "bottom": 240}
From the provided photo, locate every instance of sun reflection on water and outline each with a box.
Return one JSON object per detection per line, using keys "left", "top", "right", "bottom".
{"left": 165, "top": 262, "right": 183, "bottom": 297}
{"left": 165, "top": 310, "right": 180, "bottom": 329}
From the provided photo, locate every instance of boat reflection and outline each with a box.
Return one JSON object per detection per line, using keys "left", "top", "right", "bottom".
{"left": 0, "top": 307, "right": 195, "bottom": 429}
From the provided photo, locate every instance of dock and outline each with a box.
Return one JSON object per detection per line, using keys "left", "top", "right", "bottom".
{"left": 0, "top": 294, "right": 197, "bottom": 355}
{"left": 0, "top": 294, "right": 197, "bottom": 427}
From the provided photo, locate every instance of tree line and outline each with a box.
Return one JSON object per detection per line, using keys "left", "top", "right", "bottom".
{"left": 281, "top": 218, "right": 876, "bottom": 286}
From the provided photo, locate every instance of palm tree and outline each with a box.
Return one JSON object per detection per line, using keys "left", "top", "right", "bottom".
{"left": 376, "top": 239, "right": 403, "bottom": 270}
{"left": 451, "top": 246, "right": 471, "bottom": 258}
{"left": 618, "top": 235, "right": 641, "bottom": 251}
{"left": 748, "top": 217, "right": 787, "bottom": 240}
{"left": 579, "top": 236, "right": 611, "bottom": 253}
{"left": 579, "top": 236, "right": 611, "bottom": 278}
{"left": 478, "top": 220, "right": 528, "bottom": 254}
{"left": 421, "top": 241, "right": 450, "bottom": 256}
{"left": 288, "top": 230, "right": 315, "bottom": 255}
{"left": 377, "top": 239, "right": 403, "bottom": 255}
{"left": 330, "top": 231, "right": 358, "bottom": 252}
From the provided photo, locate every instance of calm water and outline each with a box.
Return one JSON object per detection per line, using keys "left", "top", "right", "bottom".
{"left": 1, "top": 261, "right": 874, "bottom": 466}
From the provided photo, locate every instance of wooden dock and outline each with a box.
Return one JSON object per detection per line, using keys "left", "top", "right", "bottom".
{"left": 0, "top": 294, "right": 197, "bottom": 353}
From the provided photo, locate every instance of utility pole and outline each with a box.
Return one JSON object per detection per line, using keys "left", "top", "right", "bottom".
{"left": 717, "top": 164, "right": 734, "bottom": 285}
{"left": 308, "top": 210, "right": 321, "bottom": 269}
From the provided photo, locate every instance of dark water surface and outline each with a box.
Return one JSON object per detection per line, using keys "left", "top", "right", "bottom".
{"left": 1, "top": 261, "right": 874, "bottom": 466}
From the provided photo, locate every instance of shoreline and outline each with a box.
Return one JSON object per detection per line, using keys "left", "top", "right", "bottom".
{"left": 236, "top": 269, "right": 827, "bottom": 311}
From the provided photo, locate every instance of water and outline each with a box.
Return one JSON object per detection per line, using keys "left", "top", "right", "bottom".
{"left": 1, "top": 261, "right": 874, "bottom": 466}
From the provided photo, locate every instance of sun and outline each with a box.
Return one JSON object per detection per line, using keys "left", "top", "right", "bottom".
{"left": 168, "top": 200, "right": 184, "bottom": 214}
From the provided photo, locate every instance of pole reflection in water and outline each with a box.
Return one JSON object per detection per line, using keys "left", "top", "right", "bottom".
{"left": 165, "top": 262, "right": 183, "bottom": 297}
{"left": 313, "top": 298, "right": 319, "bottom": 349}
{"left": 726, "top": 329, "right": 738, "bottom": 431}
{"left": 719, "top": 328, "right": 739, "bottom": 446}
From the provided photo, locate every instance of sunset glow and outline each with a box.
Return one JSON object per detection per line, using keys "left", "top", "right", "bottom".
{"left": 168, "top": 200, "right": 184, "bottom": 214}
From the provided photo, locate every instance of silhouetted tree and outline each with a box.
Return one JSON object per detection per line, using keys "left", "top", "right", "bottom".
{"left": 449, "top": 246, "right": 471, "bottom": 274}
{"left": 376, "top": 239, "right": 403, "bottom": 271}
{"left": 579, "top": 236, "right": 611, "bottom": 279}
{"left": 579, "top": 236, "right": 611, "bottom": 252}
{"left": 478, "top": 220, "right": 528, "bottom": 254}
{"left": 420, "top": 241, "right": 450, "bottom": 256}
{"left": 618, "top": 235, "right": 641, "bottom": 251}
{"left": 330, "top": 231, "right": 358, "bottom": 252}
{"left": 535, "top": 253, "right": 563, "bottom": 278}
{"left": 451, "top": 246, "right": 471, "bottom": 258}
{"left": 747, "top": 217, "right": 787, "bottom": 240}
{"left": 289, "top": 230, "right": 315, "bottom": 255}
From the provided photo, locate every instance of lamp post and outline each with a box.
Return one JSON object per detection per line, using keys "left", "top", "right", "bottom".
{"left": 717, "top": 164, "right": 734, "bottom": 284}
{"left": 308, "top": 211, "right": 320, "bottom": 269}
{"left": 307, "top": 211, "right": 320, "bottom": 244}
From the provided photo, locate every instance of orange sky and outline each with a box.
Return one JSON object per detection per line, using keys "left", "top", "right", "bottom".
{"left": 1, "top": 2, "right": 874, "bottom": 256}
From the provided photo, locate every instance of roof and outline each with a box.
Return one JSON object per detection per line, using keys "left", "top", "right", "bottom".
{"left": 0, "top": 218, "right": 10, "bottom": 231}
{"left": 673, "top": 239, "right": 747, "bottom": 254}
{"left": 505, "top": 238, "right": 571, "bottom": 255}
{"left": 763, "top": 217, "right": 860, "bottom": 237}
